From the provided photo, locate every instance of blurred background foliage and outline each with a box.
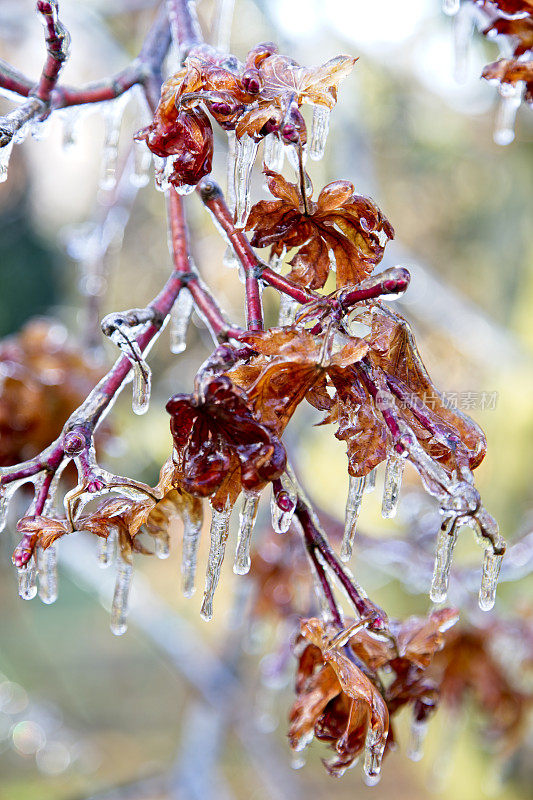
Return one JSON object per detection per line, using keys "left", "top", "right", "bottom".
{"left": 0, "top": 0, "right": 532, "bottom": 798}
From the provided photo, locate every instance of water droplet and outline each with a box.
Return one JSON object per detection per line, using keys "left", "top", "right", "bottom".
{"left": 381, "top": 451, "right": 404, "bottom": 519}
{"left": 341, "top": 476, "right": 365, "bottom": 562}
{"left": 271, "top": 474, "right": 297, "bottom": 534}
{"left": 170, "top": 288, "right": 194, "bottom": 354}
{"left": 234, "top": 491, "right": 260, "bottom": 575}
{"left": 309, "top": 105, "right": 330, "bottom": 161}
{"left": 200, "top": 505, "right": 231, "bottom": 620}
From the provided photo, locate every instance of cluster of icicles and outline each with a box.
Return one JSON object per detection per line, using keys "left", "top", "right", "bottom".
{"left": 442, "top": 0, "right": 528, "bottom": 146}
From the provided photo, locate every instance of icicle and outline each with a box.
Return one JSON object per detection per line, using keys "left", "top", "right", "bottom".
{"left": 263, "top": 133, "right": 284, "bottom": 173}
{"left": 99, "top": 99, "right": 126, "bottom": 191}
{"left": 278, "top": 294, "right": 300, "bottom": 326}
{"left": 214, "top": 0, "right": 235, "bottom": 51}
{"left": 430, "top": 516, "right": 458, "bottom": 603}
{"left": 131, "top": 138, "right": 151, "bottom": 188}
{"left": 234, "top": 491, "right": 260, "bottom": 575}
{"left": 0, "top": 139, "right": 14, "bottom": 184}
{"left": 365, "top": 467, "right": 377, "bottom": 494}
{"left": 234, "top": 135, "right": 258, "bottom": 227}
{"left": 181, "top": 509, "right": 202, "bottom": 598}
{"left": 97, "top": 528, "right": 117, "bottom": 568}
{"left": 200, "top": 505, "right": 231, "bottom": 620}
{"left": 109, "top": 329, "right": 151, "bottom": 415}
{"left": 309, "top": 105, "right": 330, "bottom": 161}
{"left": 110, "top": 558, "right": 133, "bottom": 636}
{"left": 37, "top": 546, "right": 58, "bottom": 605}
{"left": 271, "top": 474, "right": 297, "bottom": 534}
{"left": 0, "top": 477, "right": 28, "bottom": 532}
{"left": 340, "top": 476, "right": 365, "bottom": 563}
{"left": 154, "top": 531, "right": 170, "bottom": 559}
{"left": 494, "top": 83, "right": 523, "bottom": 146}
{"left": 479, "top": 549, "right": 504, "bottom": 611}
{"left": 442, "top": 0, "right": 460, "bottom": 15}
{"left": 226, "top": 130, "right": 237, "bottom": 215}
{"left": 18, "top": 559, "right": 37, "bottom": 600}
{"left": 453, "top": 3, "right": 475, "bottom": 83}
{"left": 408, "top": 718, "right": 429, "bottom": 762}
{"left": 61, "top": 109, "right": 80, "bottom": 149}
{"left": 170, "top": 288, "right": 194, "bottom": 354}
{"left": 363, "top": 731, "right": 386, "bottom": 785}
{"left": 381, "top": 451, "right": 405, "bottom": 519}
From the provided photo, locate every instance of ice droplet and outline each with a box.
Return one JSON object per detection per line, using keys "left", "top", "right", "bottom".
{"left": 430, "top": 516, "right": 457, "bottom": 603}
{"left": 97, "top": 528, "right": 117, "bottom": 568}
{"left": 263, "top": 133, "right": 284, "bottom": 173}
{"left": 234, "top": 491, "right": 260, "bottom": 575}
{"left": 493, "top": 83, "right": 523, "bottom": 146}
{"left": 170, "top": 288, "right": 194, "bottom": 354}
{"left": 479, "top": 549, "right": 504, "bottom": 611}
{"left": 0, "top": 139, "right": 14, "bottom": 184}
{"left": 132, "top": 361, "right": 151, "bottom": 415}
{"left": 200, "top": 505, "right": 231, "bottom": 620}
{"left": 365, "top": 467, "right": 377, "bottom": 493}
{"left": 181, "top": 509, "right": 202, "bottom": 598}
{"left": 131, "top": 138, "right": 151, "bottom": 188}
{"left": 442, "top": 0, "right": 460, "bottom": 16}
{"left": 38, "top": 546, "right": 58, "bottom": 605}
{"left": 110, "top": 558, "right": 133, "bottom": 636}
{"left": 453, "top": 3, "right": 475, "bottom": 83}
{"left": 154, "top": 531, "right": 170, "bottom": 559}
{"left": 271, "top": 475, "right": 297, "bottom": 534}
{"left": 381, "top": 451, "right": 405, "bottom": 519}
{"left": 234, "top": 135, "right": 258, "bottom": 227}
{"left": 408, "top": 719, "right": 429, "bottom": 762}
{"left": 340, "top": 476, "right": 365, "bottom": 562}
{"left": 99, "top": 98, "right": 126, "bottom": 191}
{"left": 18, "top": 559, "right": 37, "bottom": 600}
{"left": 363, "top": 732, "right": 386, "bottom": 785}
{"left": 309, "top": 104, "right": 330, "bottom": 161}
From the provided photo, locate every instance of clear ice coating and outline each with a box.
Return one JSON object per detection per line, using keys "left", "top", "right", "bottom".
{"left": 234, "top": 491, "right": 260, "bottom": 575}
{"left": 181, "top": 509, "right": 202, "bottom": 598}
{"left": 97, "top": 528, "right": 117, "bottom": 568}
{"left": 442, "top": 0, "right": 460, "bottom": 15}
{"left": 200, "top": 505, "right": 231, "bottom": 620}
{"left": 0, "top": 139, "right": 14, "bottom": 184}
{"left": 278, "top": 294, "right": 300, "bottom": 326}
{"left": 37, "top": 546, "right": 58, "bottom": 605}
{"left": 110, "top": 558, "right": 133, "bottom": 636}
{"left": 340, "top": 476, "right": 365, "bottom": 563}
{"left": 381, "top": 451, "right": 405, "bottom": 519}
{"left": 154, "top": 531, "right": 170, "bottom": 559}
{"left": 479, "top": 549, "right": 504, "bottom": 611}
{"left": 99, "top": 97, "right": 127, "bottom": 191}
{"left": 408, "top": 718, "right": 429, "bottom": 762}
{"left": 109, "top": 329, "right": 152, "bottom": 415}
{"left": 494, "top": 83, "right": 523, "bottom": 146}
{"left": 263, "top": 133, "right": 284, "bottom": 173}
{"left": 154, "top": 155, "right": 173, "bottom": 192}
{"left": 234, "top": 135, "right": 258, "bottom": 227}
{"left": 131, "top": 138, "right": 152, "bottom": 188}
{"left": 430, "top": 516, "right": 458, "bottom": 603}
{"left": 18, "top": 559, "right": 37, "bottom": 600}
{"left": 170, "top": 288, "right": 194, "bottom": 354}
{"left": 309, "top": 105, "right": 330, "bottom": 161}
{"left": 270, "top": 474, "right": 297, "bottom": 534}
